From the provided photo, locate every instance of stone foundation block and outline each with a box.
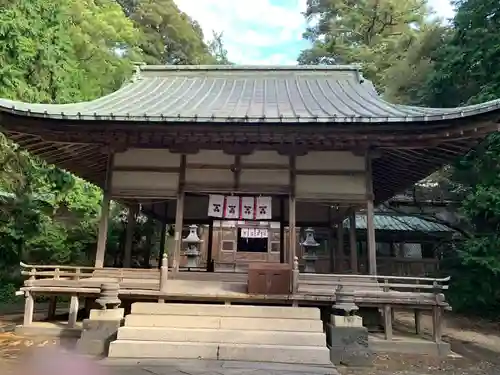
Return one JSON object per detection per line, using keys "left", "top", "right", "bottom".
{"left": 326, "top": 323, "right": 373, "bottom": 367}
{"left": 76, "top": 319, "right": 122, "bottom": 356}
{"left": 331, "top": 315, "right": 363, "bottom": 327}
{"left": 89, "top": 308, "right": 124, "bottom": 321}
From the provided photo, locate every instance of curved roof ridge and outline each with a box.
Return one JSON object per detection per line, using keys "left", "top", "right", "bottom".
{"left": 0, "top": 64, "right": 498, "bottom": 123}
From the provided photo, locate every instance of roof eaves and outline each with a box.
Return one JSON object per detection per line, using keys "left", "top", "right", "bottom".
{"left": 139, "top": 64, "right": 363, "bottom": 72}
{"left": 1, "top": 108, "right": 500, "bottom": 124}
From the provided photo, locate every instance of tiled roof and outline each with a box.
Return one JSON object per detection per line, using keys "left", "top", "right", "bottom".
{"left": 1, "top": 65, "right": 500, "bottom": 123}
{"left": 343, "top": 214, "right": 454, "bottom": 232}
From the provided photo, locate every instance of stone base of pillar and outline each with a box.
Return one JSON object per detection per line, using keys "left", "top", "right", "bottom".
{"left": 76, "top": 309, "right": 124, "bottom": 356}
{"left": 89, "top": 308, "right": 124, "bottom": 320}
{"left": 326, "top": 321, "right": 373, "bottom": 367}
{"left": 331, "top": 314, "right": 364, "bottom": 328}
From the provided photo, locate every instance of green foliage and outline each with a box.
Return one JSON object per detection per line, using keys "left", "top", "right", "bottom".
{"left": 124, "top": 0, "right": 216, "bottom": 65}
{"left": 383, "top": 23, "right": 449, "bottom": 104}
{"left": 0, "top": 0, "right": 80, "bottom": 102}
{"left": 208, "top": 31, "right": 231, "bottom": 65}
{"left": 421, "top": 0, "right": 500, "bottom": 106}
{"left": 442, "top": 134, "right": 500, "bottom": 316}
{"left": 298, "top": 0, "right": 430, "bottom": 89}
{"left": 379, "top": 0, "right": 500, "bottom": 315}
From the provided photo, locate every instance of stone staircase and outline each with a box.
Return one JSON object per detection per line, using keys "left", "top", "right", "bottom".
{"left": 108, "top": 302, "right": 331, "bottom": 365}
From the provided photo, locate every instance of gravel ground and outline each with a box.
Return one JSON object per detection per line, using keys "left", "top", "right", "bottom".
{"left": 338, "top": 352, "right": 498, "bottom": 375}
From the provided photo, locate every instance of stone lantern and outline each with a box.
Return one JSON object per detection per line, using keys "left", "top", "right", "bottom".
{"left": 300, "top": 227, "right": 319, "bottom": 273}
{"left": 182, "top": 225, "right": 203, "bottom": 268}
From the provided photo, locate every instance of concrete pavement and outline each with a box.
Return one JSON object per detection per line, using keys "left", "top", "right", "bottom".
{"left": 100, "top": 358, "right": 339, "bottom": 375}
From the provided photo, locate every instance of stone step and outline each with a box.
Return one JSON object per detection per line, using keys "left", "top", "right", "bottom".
{"left": 124, "top": 314, "right": 323, "bottom": 332}
{"left": 131, "top": 303, "right": 320, "bottom": 320}
{"left": 117, "top": 326, "right": 326, "bottom": 346}
{"left": 108, "top": 340, "right": 332, "bottom": 365}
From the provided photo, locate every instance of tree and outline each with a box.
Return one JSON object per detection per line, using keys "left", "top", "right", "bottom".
{"left": 64, "top": 0, "right": 143, "bottom": 100}
{"left": 298, "top": 0, "right": 430, "bottom": 89}
{"left": 422, "top": 0, "right": 500, "bottom": 107}
{"left": 124, "top": 0, "right": 215, "bottom": 65}
{"left": 403, "top": 0, "right": 500, "bottom": 315}
{"left": 208, "top": 31, "right": 231, "bottom": 65}
{"left": 383, "top": 23, "right": 448, "bottom": 104}
{"left": 0, "top": 0, "right": 81, "bottom": 102}
{"left": 0, "top": 0, "right": 142, "bottom": 302}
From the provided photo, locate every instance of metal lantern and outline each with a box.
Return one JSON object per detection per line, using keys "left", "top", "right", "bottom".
{"left": 300, "top": 227, "right": 319, "bottom": 273}
{"left": 182, "top": 225, "right": 203, "bottom": 268}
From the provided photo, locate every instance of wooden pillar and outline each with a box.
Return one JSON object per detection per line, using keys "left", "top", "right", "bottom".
{"left": 366, "top": 199, "right": 376, "bottom": 275}
{"left": 143, "top": 219, "right": 154, "bottom": 268}
{"left": 123, "top": 205, "right": 138, "bottom": 268}
{"left": 206, "top": 219, "right": 214, "bottom": 272}
{"left": 288, "top": 155, "right": 297, "bottom": 269}
{"left": 173, "top": 155, "right": 186, "bottom": 273}
{"left": 23, "top": 292, "right": 34, "bottom": 326}
{"left": 327, "top": 207, "right": 334, "bottom": 273}
{"left": 157, "top": 202, "right": 169, "bottom": 269}
{"left": 432, "top": 306, "right": 443, "bottom": 343}
{"left": 95, "top": 153, "right": 114, "bottom": 268}
{"left": 328, "top": 226, "right": 335, "bottom": 273}
{"left": 365, "top": 153, "right": 377, "bottom": 275}
{"left": 336, "top": 222, "right": 344, "bottom": 273}
{"left": 349, "top": 210, "right": 358, "bottom": 273}
{"left": 279, "top": 198, "right": 285, "bottom": 263}
{"left": 47, "top": 296, "right": 57, "bottom": 320}
{"left": 68, "top": 295, "right": 79, "bottom": 328}
{"left": 383, "top": 304, "right": 393, "bottom": 340}
{"left": 158, "top": 224, "right": 167, "bottom": 270}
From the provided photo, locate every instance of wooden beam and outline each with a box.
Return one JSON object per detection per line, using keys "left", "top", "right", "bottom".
{"left": 172, "top": 154, "right": 187, "bottom": 273}
{"left": 113, "top": 164, "right": 365, "bottom": 177}
{"left": 95, "top": 153, "right": 114, "bottom": 268}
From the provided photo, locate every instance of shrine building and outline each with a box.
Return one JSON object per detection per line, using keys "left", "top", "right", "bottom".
{"left": 3, "top": 65, "right": 496, "bottom": 275}
{"left": 5, "top": 65, "right": 500, "bottom": 362}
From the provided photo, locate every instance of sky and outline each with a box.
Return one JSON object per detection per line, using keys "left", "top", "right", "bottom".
{"left": 174, "top": 0, "right": 455, "bottom": 65}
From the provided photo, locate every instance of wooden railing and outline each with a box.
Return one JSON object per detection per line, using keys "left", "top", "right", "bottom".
{"left": 20, "top": 261, "right": 161, "bottom": 282}
{"left": 313, "top": 256, "right": 440, "bottom": 276}
{"left": 19, "top": 257, "right": 449, "bottom": 344}
{"left": 298, "top": 272, "right": 449, "bottom": 343}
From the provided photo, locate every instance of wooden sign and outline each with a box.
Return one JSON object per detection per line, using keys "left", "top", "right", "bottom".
{"left": 241, "top": 228, "right": 269, "bottom": 238}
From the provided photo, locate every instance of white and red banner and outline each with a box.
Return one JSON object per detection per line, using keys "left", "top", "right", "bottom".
{"left": 208, "top": 195, "right": 272, "bottom": 220}
{"left": 255, "top": 196, "right": 272, "bottom": 220}
{"left": 240, "top": 196, "right": 255, "bottom": 220}
{"left": 208, "top": 194, "right": 224, "bottom": 218}
{"left": 224, "top": 196, "right": 240, "bottom": 219}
